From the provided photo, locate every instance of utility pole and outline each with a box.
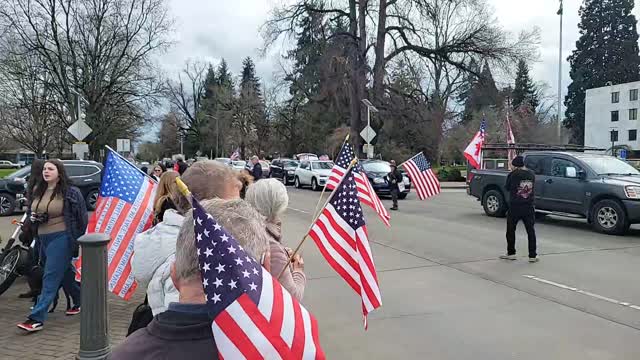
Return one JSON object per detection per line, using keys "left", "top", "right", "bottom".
{"left": 557, "top": 0, "right": 564, "bottom": 142}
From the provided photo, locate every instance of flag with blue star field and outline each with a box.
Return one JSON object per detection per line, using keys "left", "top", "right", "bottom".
{"left": 75, "top": 150, "right": 156, "bottom": 299}
{"left": 327, "top": 140, "right": 390, "bottom": 227}
{"left": 191, "top": 198, "right": 325, "bottom": 359}
{"left": 401, "top": 152, "right": 441, "bottom": 200}
{"left": 309, "top": 167, "right": 382, "bottom": 329}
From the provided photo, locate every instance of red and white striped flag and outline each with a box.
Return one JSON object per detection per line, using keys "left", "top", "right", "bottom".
{"left": 75, "top": 151, "right": 156, "bottom": 299}
{"left": 310, "top": 167, "right": 382, "bottom": 329}
{"left": 192, "top": 198, "right": 325, "bottom": 359}
{"left": 327, "top": 141, "right": 390, "bottom": 227}
{"left": 506, "top": 111, "right": 516, "bottom": 168}
{"left": 402, "top": 153, "right": 441, "bottom": 200}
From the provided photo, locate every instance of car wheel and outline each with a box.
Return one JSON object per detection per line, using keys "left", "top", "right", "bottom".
{"left": 592, "top": 199, "right": 629, "bottom": 235}
{"left": 294, "top": 177, "right": 301, "bottom": 189}
{"left": 398, "top": 193, "right": 408, "bottom": 200}
{"left": 482, "top": 190, "right": 507, "bottom": 217}
{"left": 311, "top": 178, "right": 319, "bottom": 191}
{"left": 0, "top": 193, "right": 16, "bottom": 217}
{"left": 86, "top": 190, "right": 99, "bottom": 211}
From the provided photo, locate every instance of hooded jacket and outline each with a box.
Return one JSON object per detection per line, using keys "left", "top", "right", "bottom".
{"left": 132, "top": 209, "right": 183, "bottom": 315}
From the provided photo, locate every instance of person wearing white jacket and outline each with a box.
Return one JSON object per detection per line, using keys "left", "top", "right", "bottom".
{"left": 131, "top": 160, "right": 242, "bottom": 316}
{"left": 132, "top": 209, "right": 183, "bottom": 315}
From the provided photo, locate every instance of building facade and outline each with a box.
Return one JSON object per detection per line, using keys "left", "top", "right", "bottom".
{"left": 585, "top": 81, "right": 640, "bottom": 154}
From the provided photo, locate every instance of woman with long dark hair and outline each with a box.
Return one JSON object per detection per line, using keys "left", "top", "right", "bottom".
{"left": 17, "top": 159, "right": 88, "bottom": 332}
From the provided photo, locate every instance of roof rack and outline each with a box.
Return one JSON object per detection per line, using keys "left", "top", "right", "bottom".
{"left": 482, "top": 143, "right": 607, "bottom": 152}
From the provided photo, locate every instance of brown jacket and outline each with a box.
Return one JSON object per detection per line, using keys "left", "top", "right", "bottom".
{"left": 267, "top": 223, "right": 306, "bottom": 301}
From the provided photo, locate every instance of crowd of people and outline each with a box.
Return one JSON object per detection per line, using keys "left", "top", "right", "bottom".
{"left": 112, "top": 159, "right": 304, "bottom": 358}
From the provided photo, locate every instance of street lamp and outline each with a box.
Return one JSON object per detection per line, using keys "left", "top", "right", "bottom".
{"left": 361, "top": 99, "right": 379, "bottom": 159}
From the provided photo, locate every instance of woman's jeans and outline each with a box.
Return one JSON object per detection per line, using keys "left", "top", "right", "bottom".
{"left": 29, "top": 231, "right": 81, "bottom": 323}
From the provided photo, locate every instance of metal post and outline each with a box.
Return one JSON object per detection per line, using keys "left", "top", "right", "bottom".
{"left": 216, "top": 116, "right": 219, "bottom": 158}
{"left": 557, "top": 3, "right": 564, "bottom": 142}
{"left": 77, "top": 233, "right": 111, "bottom": 360}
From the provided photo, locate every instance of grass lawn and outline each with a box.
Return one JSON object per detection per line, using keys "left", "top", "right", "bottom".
{"left": 0, "top": 169, "right": 17, "bottom": 178}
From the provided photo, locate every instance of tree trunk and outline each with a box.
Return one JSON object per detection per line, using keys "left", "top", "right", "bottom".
{"left": 348, "top": 0, "right": 362, "bottom": 154}
{"left": 372, "top": 0, "right": 388, "bottom": 106}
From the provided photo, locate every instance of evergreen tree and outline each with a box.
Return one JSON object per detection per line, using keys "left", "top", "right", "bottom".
{"left": 203, "top": 64, "right": 217, "bottom": 100}
{"left": 565, "top": 0, "right": 640, "bottom": 144}
{"left": 512, "top": 60, "right": 539, "bottom": 111}
{"left": 236, "top": 57, "right": 267, "bottom": 157}
{"left": 216, "top": 59, "right": 233, "bottom": 90}
{"left": 462, "top": 61, "right": 500, "bottom": 122}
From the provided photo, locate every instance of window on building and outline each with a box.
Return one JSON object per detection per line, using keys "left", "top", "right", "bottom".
{"left": 630, "top": 130, "right": 637, "bottom": 141}
{"left": 611, "top": 110, "right": 619, "bottom": 122}
{"left": 630, "top": 109, "right": 638, "bottom": 120}
{"left": 611, "top": 130, "right": 619, "bottom": 142}
{"left": 612, "top": 92, "right": 620, "bottom": 103}
{"left": 631, "top": 89, "right": 639, "bottom": 101}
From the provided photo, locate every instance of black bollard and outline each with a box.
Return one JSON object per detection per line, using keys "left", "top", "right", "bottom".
{"left": 77, "top": 233, "right": 111, "bottom": 360}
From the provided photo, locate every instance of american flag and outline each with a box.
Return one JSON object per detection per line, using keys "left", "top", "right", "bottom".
{"left": 192, "top": 199, "right": 325, "bottom": 359}
{"left": 402, "top": 153, "right": 441, "bottom": 200}
{"left": 75, "top": 151, "right": 156, "bottom": 299}
{"left": 309, "top": 167, "right": 382, "bottom": 328}
{"left": 327, "top": 142, "right": 390, "bottom": 227}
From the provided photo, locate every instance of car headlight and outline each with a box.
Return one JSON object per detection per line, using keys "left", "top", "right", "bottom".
{"left": 287, "top": 170, "right": 294, "bottom": 175}
{"left": 373, "top": 177, "right": 385, "bottom": 184}
{"left": 625, "top": 186, "right": 640, "bottom": 199}
{"left": 403, "top": 176, "right": 410, "bottom": 185}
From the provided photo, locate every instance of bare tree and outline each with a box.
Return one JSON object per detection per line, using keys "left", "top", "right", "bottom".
{"left": 0, "top": 0, "right": 173, "bottom": 156}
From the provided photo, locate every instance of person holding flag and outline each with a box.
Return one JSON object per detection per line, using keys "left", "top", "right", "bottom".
{"left": 463, "top": 118, "right": 487, "bottom": 169}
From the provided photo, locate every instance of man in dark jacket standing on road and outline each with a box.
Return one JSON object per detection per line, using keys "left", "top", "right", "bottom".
{"left": 250, "top": 155, "right": 262, "bottom": 181}
{"left": 501, "top": 155, "right": 538, "bottom": 263}
{"left": 387, "top": 160, "right": 403, "bottom": 211}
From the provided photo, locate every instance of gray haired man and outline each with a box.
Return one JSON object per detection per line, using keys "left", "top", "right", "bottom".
{"left": 111, "top": 199, "right": 271, "bottom": 360}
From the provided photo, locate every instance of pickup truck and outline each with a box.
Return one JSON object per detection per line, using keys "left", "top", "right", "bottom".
{"left": 468, "top": 151, "right": 640, "bottom": 235}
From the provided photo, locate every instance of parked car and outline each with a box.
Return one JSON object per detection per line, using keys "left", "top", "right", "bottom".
{"left": 468, "top": 151, "right": 640, "bottom": 235}
{"left": 214, "top": 158, "right": 232, "bottom": 166}
{"left": 231, "top": 160, "right": 247, "bottom": 171}
{"left": 259, "top": 160, "right": 271, "bottom": 178}
{"left": 0, "top": 160, "right": 103, "bottom": 216}
{"left": 0, "top": 160, "right": 21, "bottom": 169}
{"left": 269, "top": 159, "right": 300, "bottom": 185}
{"left": 294, "top": 160, "right": 334, "bottom": 191}
{"left": 360, "top": 160, "right": 411, "bottom": 199}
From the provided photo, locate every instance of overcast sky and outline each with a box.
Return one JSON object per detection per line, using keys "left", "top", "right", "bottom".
{"left": 162, "top": 0, "right": 640, "bottom": 106}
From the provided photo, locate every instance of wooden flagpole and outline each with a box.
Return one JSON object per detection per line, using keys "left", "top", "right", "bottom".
{"left": 278, "top": 158, "right": 358, "bottom": 280}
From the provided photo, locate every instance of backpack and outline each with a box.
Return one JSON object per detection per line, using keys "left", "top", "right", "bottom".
{"left": 126, "top": 296, "right": 154, "bottom": 336}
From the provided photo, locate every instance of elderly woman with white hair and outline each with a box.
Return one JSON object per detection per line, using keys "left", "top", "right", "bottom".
{"left": 245, "top": 179, "right": 306, "bottom": 301}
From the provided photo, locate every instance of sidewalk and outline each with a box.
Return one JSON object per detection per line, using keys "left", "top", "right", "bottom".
{"left": 0, "top": 278, "right": 143, "bottom": 360}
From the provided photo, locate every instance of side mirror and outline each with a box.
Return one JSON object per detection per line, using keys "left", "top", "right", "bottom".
{"left": 566, "top": 167, "right": 577, "bottom": 178}
{"left": 578, "top": 170, "right": 587, "bottom": 180}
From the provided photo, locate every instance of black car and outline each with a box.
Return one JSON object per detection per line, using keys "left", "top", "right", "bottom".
{"left": 269, "top": 159, "right": 300, "bottom": 185}
{"left": 0, "top": 160, "right": 103, "bottom": 216}
{"left": 360, "top": 160, "right": 411, "bottom": 199}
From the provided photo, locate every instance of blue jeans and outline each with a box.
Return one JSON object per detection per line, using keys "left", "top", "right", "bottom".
{"left": 30, "top": 231, "right": 81, "bottom": 323}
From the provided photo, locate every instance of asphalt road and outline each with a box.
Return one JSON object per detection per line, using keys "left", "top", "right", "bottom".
{"left": 1, "top": 188, "right": 639, "bottom": 359}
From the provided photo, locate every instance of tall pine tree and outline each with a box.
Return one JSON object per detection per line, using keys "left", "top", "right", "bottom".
{"left": 236, "top": 57, "right": 267, "bottom": 157}
{"left": 512, "top": 60, "right": 539, "bottom": 111}
{"left": 462, "top": 61, "right": 500, "bottom": 122}
{"left": 565, "top": 0, "right": 640, "bottom": 144}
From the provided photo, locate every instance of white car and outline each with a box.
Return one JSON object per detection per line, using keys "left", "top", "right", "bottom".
{"left": 0, "top": 160, "right": 21, "bottom": 169}
{"left": 231, "top": 160, "right": 247, "bottom": 171}
{"left": 294, "top": 160, "right": 334, "bottom": 191}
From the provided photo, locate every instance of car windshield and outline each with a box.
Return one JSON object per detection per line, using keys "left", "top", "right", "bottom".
{"left": 311, "top": 161, "right": 333, "bottom": 170}
{"left": 362, "top": 162, "right": 391, "bottom": 173}
{"left": 283, "top": 160, "right": 299, "bottom": 168}
{"left": 232, "top": 161, "right": 246, "bottom": 167}
{"left": 3, "top": 166, "right": 30, "bottom": 179}
{"left": 580, "top": 156, "right": 640, "bottom": 175}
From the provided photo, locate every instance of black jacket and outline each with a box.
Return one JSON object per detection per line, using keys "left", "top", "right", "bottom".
{"left": 505, "top": 168, "right": 536, "bottom": 207}
{"left": 251, "top": 162, "right": 262, "bottom": 181}
{"left": 387, "top": 169, "right": 403, "bottom": 190}
{"left": 110, "top": 310, "right": 218, "bottom": 360}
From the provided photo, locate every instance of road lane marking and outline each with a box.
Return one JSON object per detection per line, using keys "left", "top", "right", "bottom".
{"left": 288, "top": 207, "right": 310, "bottom": 214}
{"left": 523, "top": 275, "right": 640, "bottom": 311}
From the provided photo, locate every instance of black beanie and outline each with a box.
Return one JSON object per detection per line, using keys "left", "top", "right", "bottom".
{"left": 512, "top": 156, "right": 525, "bottom": 167}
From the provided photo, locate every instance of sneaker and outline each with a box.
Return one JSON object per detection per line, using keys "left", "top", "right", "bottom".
{"left": 499, "top": 254, "right": 517, "bottom": 260}
{"left": 17, "top": 319, "right": 43, "bottom": 332}
{"left": 66, "top": 306, "right": 81, "bottom": 316}
{"left": 528, "top": 257, "right": 540, "bottom": 263}
{"left": 390, "top": 207, "right": 398, "bottom": 211}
